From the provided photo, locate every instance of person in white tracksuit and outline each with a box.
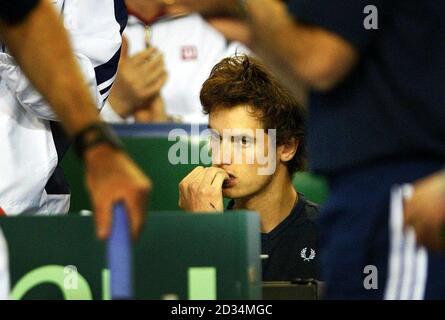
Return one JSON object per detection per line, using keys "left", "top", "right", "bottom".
{"left": 0, "top": 0, "right": 150, "bottom": 300}
{"left": 0, "top": 0, "right": 125, "bottom": 300}
{"left": 0, "top": 0, "right": 125, "bottom": 216}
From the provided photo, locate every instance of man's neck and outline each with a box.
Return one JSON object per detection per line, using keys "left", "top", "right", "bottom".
{"left": 233, "top": 170, "right": 298, "bottom": 233}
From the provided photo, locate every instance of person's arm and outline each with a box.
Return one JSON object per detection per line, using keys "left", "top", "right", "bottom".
{"left": 0, "top": 0, "right": 151, "bottom": 239}
{"left": 241, "top": 0, "right": 359, "bottom": 95}
{"left": 404, "top": 170, "right": 445, "bottom": 251}
{"left": 207, "top": 17, "right": 253, "bottom": 48}
{"left": 160, "top": 0, "right": 359, "bottom": 103}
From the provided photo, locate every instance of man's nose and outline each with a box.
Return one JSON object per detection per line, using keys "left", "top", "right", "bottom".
{"left": 212, "top": 139, "right": 232, "bottom": 165}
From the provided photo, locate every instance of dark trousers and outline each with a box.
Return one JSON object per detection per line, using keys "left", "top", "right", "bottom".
{"left": 319, "top": 159, "right": 445, "bottom": 299}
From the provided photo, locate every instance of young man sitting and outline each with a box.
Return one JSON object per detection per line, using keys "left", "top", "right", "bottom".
{"left": 178, "top": 55, "right": 319, "bottom": 281}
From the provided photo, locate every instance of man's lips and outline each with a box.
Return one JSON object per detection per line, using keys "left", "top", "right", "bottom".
{"left": 223, "top": 173, "right": 237, "bottom": 188}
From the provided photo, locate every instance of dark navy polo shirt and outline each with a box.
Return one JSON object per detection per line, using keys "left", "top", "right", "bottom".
{"left": 287, "top": 0, "right": 445, "bottom": 174}
{"left": 228, "top": 194, "right": 320, "bottom": 281}
{"left": 0, "top": 0, "right": 40, "bottom": 25}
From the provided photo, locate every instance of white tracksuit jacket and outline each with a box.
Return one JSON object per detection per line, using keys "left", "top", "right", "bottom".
{"left": 0, "top": 0, "right": 126, "bottom": 216}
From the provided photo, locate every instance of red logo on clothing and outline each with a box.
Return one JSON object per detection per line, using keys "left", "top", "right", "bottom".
{"left": 181, "top": 46, "right": 198, "bottom": 61}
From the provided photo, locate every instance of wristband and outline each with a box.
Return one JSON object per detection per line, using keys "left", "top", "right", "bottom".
{"left": 73, "top": 122, "right": 124, "bottom": 160}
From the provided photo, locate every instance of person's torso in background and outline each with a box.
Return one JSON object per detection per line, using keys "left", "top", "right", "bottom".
{"left": 125, "top": 14, "right": 250, "bottom": 124}
{"left": 288, "top": 0, "right": 445, "bottom": 175}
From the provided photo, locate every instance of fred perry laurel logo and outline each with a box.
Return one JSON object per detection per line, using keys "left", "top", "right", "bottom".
{"left": 300, "top": 248, "right": 316, "bottom": 262}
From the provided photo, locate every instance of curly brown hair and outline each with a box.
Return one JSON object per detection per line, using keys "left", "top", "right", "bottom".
{"left": 200, "top": 54, "right": 307, "bottom": 175}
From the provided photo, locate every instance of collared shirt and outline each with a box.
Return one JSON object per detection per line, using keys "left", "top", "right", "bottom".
{"left": 228, "top": 194, "right": 320, "bottom": 281}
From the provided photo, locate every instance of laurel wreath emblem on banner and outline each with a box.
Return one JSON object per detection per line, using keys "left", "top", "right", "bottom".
{"left": 300, "top": 247, "right": 316, "bottom": 262}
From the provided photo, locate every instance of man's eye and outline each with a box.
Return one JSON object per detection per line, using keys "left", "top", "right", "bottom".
{"left": 236, "top": 136, "right": 252, "bottom": 145}
{"left": 210, "top": 132, "right": 221, "bottom": 142}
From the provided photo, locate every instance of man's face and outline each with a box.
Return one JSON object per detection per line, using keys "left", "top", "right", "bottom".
{"left": 209, "top": 105, "right": 277, "bottom": 200}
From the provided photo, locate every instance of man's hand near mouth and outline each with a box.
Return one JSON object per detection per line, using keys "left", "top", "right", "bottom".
{"left": 179, "top": 166, "right": 229, "bottom": 212}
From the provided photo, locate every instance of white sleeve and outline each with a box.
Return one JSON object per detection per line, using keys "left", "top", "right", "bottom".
{"left": 0, "top": 52, "right": 101, "bottom": 121}
{"left": 100, "top": 101, "right": 136, "bottom": 124}
{"left": 0, "top": 229, "right": 9, "bottom": 300}
{"left": 0, "top": 0, "right": 126, "bottom": 121}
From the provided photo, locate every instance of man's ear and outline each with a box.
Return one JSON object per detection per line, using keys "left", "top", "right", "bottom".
{"left": 279, "top": 138, "right": 299, "bottom": 164}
